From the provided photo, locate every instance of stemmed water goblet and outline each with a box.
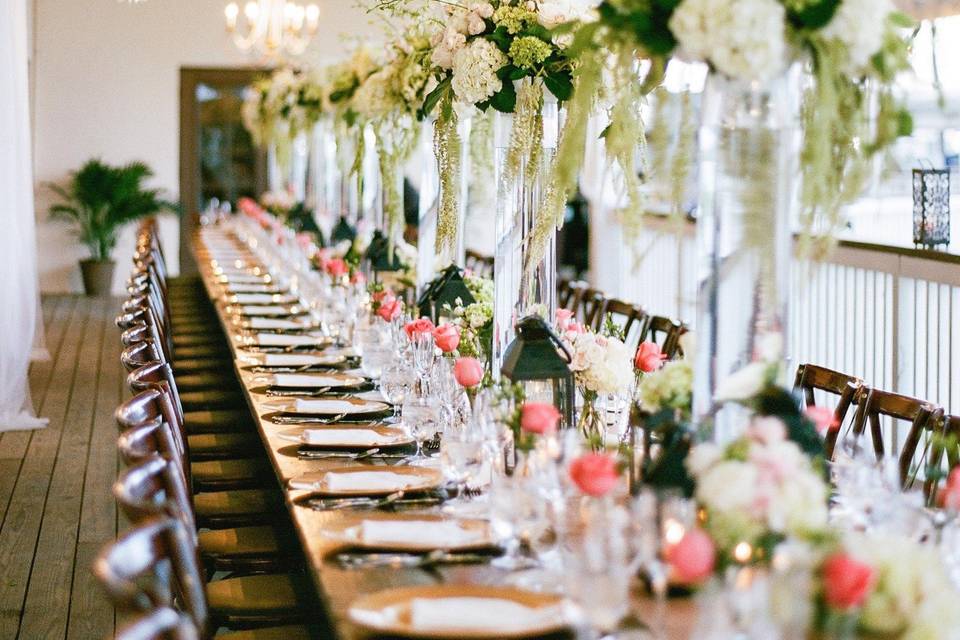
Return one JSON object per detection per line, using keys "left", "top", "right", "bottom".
{"left": 380, "top": 361, "right": 411, "bottom": 421}
{"left": 411, "top": 332, "right": 436, "bottom": 393}
{"left": 401, "top": 393, "right": 440, "bottom": 462}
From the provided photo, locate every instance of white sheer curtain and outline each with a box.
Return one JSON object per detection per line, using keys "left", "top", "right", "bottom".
{"left": 0, "top": 0, "right": 48, "bottom": 431}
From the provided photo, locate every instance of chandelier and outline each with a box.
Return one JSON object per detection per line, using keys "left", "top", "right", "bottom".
{"left": 224, "top": 0, "right": 321, "bottom": 58}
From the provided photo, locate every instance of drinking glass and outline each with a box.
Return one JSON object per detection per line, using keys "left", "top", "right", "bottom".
{"left": 380, "top": 361, "right": 411, "bottom": 420}
{"left": 561, "top": 502, "right": 633, "bottom": 636}
{"left": 402, "top": 395, "right": 440, "bottom": 461}
{"left": 441, "top": 430, "right": 486, "bottom": 500}
{"left": 489, "top": 461, "right": 547, "bottom": 570}
{"left": 360, "top": 342, "right": 391, "bottom": 380}
{"left": 412, "top": 332, "right": 436, "bottom": 393}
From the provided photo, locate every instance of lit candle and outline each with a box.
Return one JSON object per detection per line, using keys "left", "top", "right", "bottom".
{"left": 733, "top": 541, "right": 753, "bottom": 564}
{"left": 224, "top": 2, "right": 239, "bottom": 29}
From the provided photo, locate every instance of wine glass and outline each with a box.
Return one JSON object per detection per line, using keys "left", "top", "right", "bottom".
{"left": 561, "top": 501, "right": 633, "bottom": 637}
{"left": 489, "top": 462, "right": 547, "bottom": 571}
{"left": 402, "top": 394, "right": 440, "bottom": 461}
{"left": 380, "top": 361, "right": 411, "bottom": 420}
{"left": 360, "top": 341, "right": 391, "bottom": 381}
{"left": 441, "top": 428, "right": 485, "bottom": 501}
{"left": 412, "top": 332, "right": 436, "bottom": 392}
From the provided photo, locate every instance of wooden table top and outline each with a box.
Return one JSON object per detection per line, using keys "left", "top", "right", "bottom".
{"left": 192, "top": 227, "right": 697, "bottom": 639}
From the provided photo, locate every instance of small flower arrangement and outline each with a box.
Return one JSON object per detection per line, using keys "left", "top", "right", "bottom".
{"left": 444, "top": 274, "right": 494, "bottom": 365}
{"left": 563, "top": 328, "right": 634, "bottom": 442}
{"left": 685, "top": 415, "right": 830, "bottom": 568}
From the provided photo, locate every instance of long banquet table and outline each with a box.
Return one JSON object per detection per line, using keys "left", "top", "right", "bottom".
{"left": 192, "top": 225, "right": 697, "bottom": 639}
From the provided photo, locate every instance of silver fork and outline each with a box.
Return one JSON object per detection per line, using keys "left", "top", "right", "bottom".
{"left": 269, "top": 412, "right": 347, "bottom": 425}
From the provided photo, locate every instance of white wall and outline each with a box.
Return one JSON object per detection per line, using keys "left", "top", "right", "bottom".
{"left": 31, "top": 0, "right": 379, "bottom": 293}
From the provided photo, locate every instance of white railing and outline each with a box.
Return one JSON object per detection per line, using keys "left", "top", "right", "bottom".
{"left": 608, "top": 216, "right": 960, "bottom": 425}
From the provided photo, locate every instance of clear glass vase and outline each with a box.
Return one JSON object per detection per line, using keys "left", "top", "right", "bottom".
{"left": 492, "top": 81, "right": 561, "bottom": 374}
{"left": 692, "top": 70, "right": 800, "bottom": 442}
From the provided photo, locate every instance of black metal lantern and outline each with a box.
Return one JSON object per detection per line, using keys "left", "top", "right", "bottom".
{"left": 913, "top": 167, "right": 950, "bottom": 247}
{"left": 330, "top": 216, "right": 358, "bottom": 244}
{"left": 417, "top": 265, "right": 475, "bottom": 322}
{"left": 500, "top": 315, "right": 576, "bottom": 429}
{"left": 363, "top": 230, "right": 405, "bottom": 274}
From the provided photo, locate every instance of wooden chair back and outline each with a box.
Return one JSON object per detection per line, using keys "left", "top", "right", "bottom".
{"left": 640, "top": 316, "right": 686, "bottom": 359}
{"left": 125, "top": 363, "right": 187, "bottom": 439}
{"left": 94, "top": 518, "right": 208, "bottom": 636}
{"left": 115, "top": 607, "right": 199, "bottom": 640}
{"left": 114, "top": 453, "right": 196, "bottom": 539}
{"left": 560, "top": 280, "right": 587, "bottom": 313}
{"left": 598, "top": 298, "right": 648, "bottom": 348}
{"left": 581, "top": 289, "right": 606, "bottom": 331}
{"left": 793, "top": 364, "right": 863, "bottom": 459}
{"left": 851, "top": 388, "right": 939, "bottom": 487}
{"left": 122, "top": 341, "right": 162, "bottom": 372}
{"left": 464, "top": 250, "right": 494, "bottom": 279}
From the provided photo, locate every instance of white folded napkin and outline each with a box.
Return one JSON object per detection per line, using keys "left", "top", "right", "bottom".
{"left": 234, "top": 293, "right": 286, "bottom": 304}
{"left": 229, "top": 284, "right": 278, "bottom": 294}
{"left": 358, "top": 520, "right": 484, "bottom": 547}
{"left": 255, "top": 333, "right": 325, "bottom": 347}
{"left": 248, "top": 317, "right": 311, "bottom": 330}
{"left": 241, "top": 305, "right": 291, "bottom": 316}
{"left": 273, "top": 374, "right": 353, "bottom": 388}
{"left": 224, "top": 274, "right": 269, "bottom": 284}
{"left": 409, "top": 597, "right": 560, "bottom": 632}
{"left": 294, "top": 399, "right": 368, "bottom": 414}
{"left": 261, "top": 353, "right": 344, "bottom": 367}
{"left": 325, "top": 470, "right": 417, "bottom": 492}
{"left": 301, "top": 429, "right": 399, "bottom": 446}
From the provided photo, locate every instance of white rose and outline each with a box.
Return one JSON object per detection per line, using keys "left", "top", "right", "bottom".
{"left": 696, "top": 460, "right": 758, "bottom": 513}
{"left": 821, "top": 0, "right": 891, "bottom": 73}
{"left": 714, "top": 361, "right": 769, "bottom": 402}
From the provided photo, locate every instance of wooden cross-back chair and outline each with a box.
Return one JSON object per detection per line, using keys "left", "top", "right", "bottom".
{"left": 559, "top": 280, "right": 587, "bottom": 312}
{"left": 581, "top": 289, "right": 606, "bottom": 331}
{"left": 639, "top": 316, "right": 687, "bottom": 359}
{"left": 597, "top": 298, "right": 648, "bottom": 349}
{"left": 464, "top": 250, "right": 494, "bottom": 279}
{"left": 793, "top": 364, "right": 863, "bottom": 459}
{"left": 114, "top": 607, "right": 199, "bottom": 640}
{"left": 850, "top": 388, "right": 940, "bottom": 489}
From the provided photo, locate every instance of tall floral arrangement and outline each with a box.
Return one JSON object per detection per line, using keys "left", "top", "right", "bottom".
{"left": 351, "top": 27, "right": 436, "bottom": 247}
{"left": 530, "top": 0, "right": 914, "bottom": 276}
{"left": 241, "top": 67, "right": 327, "bottom": 170}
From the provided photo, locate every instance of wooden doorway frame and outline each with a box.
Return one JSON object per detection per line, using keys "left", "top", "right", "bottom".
{"left": 178, "top": 66, "right": 267, "bottom": 274}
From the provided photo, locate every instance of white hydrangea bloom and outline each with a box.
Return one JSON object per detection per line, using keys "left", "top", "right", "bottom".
{"left": 821, "top": 0, "right": 892, "bottom": 73}
{"left": 669, "top": 0, "right": 786, "bottom": 82}
{"left": 352, "top": 67, "right": 394, "bottom": 120}
{"left": 568, "top": 333, "right": 635, "bottom": 394}
{"left": 451, "top": 39, "right": 508, "bottom": 106}
{"left": 537, "top": 0, "right": 600, "bottom": 28}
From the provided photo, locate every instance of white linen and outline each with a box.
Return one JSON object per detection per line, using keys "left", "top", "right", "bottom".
{"left": 254, "top": 333, "right": 325, "bottom": 347}
{"left": 248, "top": 317, "right": 313, "bottom": 330}
{"left": 233, "top": 293, "right": 295, "bottom": 304}
{"left": 300, "top": 429, "right": 400, "bottom": 446}
{"left": 0, "top": 0, "right": 47, "bottom": 431}
{"left": 222, "top": 274, "right": 269, "bottom": 284}
{"left": 262, "top": 353, "right": 344, "bottom": 366}
{"left": 324, "top": 471, "right": 418, "bottom": 492}
{"left": 294, "top": 399, "right": 372, "bottom": 414}
{"left": 358, "top": 520, "right": 484, "bottom": 547}
{"left": 240, "top": 305, "right": 292, "bottom": 316}
{"left": 273, "top": 374, "right": 356, "bottom": 388}
{"left": 409, "top": 598, "right": 560, "bottom": 632}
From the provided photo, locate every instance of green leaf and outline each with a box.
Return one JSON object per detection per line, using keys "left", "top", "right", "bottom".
{"left": 786, "top": 0, "right": 840, "bottom": 30}
{"left": 490, "top": 81, "right": 517, "bottom": 113}
{"left": 419, "top": 76, "right": 451, "bottom": 120}
{"left": 544, "top": 72, "right": 573, "bottom": 102}
{"left": 598, "top": 124, "right": 612, "bottom": 139}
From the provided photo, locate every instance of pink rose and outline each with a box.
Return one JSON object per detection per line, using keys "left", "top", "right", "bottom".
{"left": 433, "top": 323, "right": 461, "bottom": 353}
{"left": 454, "top": 357, "right": 484, "bottom": 388}
{"left": 350, "top": 271, "right": 366, "bottom": 285}
{"left": 377, "top": 296, "right": 403, "bottom": 322}
{"left": 666, "top": 529, "right": 716, "bottom": 584}
{"left": 569, "top": 453, "right": 619, "bottom": 497}
{"left": 371, "top": 289, "right": 391, "bottom": 304}
{"left": 805, "top": 406, "right": 839, "bottom": 435}
{"left": 556, "top": 309, "right": 574, "bottom": 332}
{"left": 634, "top": 341, "right": 667, "bottom": 373}
{"left": 564, "top": 322, "right": 587, "bottom": 341}
{"left": 822, "top": 553, "right": 875, "bottom": 611}
{"left": 325, "top": 258, "right": 349, "bottom": 278}
{"left": 939, "top": 468, "right": 960, "bottom": 511}
{"left": 520, "top": 403, "right": 561, "bottom": 435}
{"left": 295, "top": 232, "right": 313, "bottom": 251}
{"left": 404, "top": 318, "right": 436, "bottom": 339}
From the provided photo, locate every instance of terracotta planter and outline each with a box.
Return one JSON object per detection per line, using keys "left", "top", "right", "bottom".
{"left": 79, "top": 259, "right": 115, "bottom": 296}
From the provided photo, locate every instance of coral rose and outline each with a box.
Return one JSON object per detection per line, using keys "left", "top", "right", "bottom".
{"left": 666, "top": 529, "right": 716, "bottom": 584}
{"left": 520, "top": 403, "right": 561, "bottom": 435}
{"left": 377, "top": 296, "right": 403, "bottom": 322}
{"left": 453, "top": 357, "right": 484, "bottom": 388}
{"left": 404, "top": 317, "right": 436, "bottom": 339}
{"left": 635, "top": 341, "right": 667, "bottom": 373}
{"left": 822, "top": 553, "right": 875, "bottom": 611}
{"left": 433, "top": 323, "right": 461, "bottom": 353}
{"left": 569, "top": 453, "right": 619, "bottom": 497}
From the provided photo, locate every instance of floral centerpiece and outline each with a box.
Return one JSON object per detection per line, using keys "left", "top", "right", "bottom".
{"left": 444, "top": 273, "right": 495, "bottom": 365}
{"left": 563, "top": 327, "right": 634, "bottom": 442}
{"left": 685, "top": 416, "right": 830, "bottom": 568}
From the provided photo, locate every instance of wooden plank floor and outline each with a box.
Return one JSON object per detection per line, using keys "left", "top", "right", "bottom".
{"left": 0, "top": 295, "right": 121, "bottom": 640}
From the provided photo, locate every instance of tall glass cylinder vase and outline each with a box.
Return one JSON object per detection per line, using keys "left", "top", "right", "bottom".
{"left": 692, "top": 69, "right": 799, "bottom": 442}
{"left": 335, "top": 128, "right": 360, "bottom": 226}
{"left": 492, "top": 83, "right": 561, "bottom": 375}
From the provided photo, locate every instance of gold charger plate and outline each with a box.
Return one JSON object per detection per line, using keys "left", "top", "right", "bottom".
{"left": 276, "top": 425, "right": 413, "bottom": 449}
{"left": 252, "top": 371, "right": 367, "bottom": 388}
{"left": 348, "top": 584, "right": 571, "bottom": 639}
{"left": 325, "top": 513, "right": 493, "bottom": 552}
{"left": 291, "top": 465, "right": 442, "bottom": 496}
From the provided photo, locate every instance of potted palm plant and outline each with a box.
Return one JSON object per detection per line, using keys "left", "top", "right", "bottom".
{"left": 48, "top": 159, "right": 178, "bottom": 295}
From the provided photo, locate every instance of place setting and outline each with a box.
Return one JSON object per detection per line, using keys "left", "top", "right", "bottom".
{"left": 289, "top": 465, "right": 449, "bottom": 512}
{"left": 248, "top": 371, "right": 372, "bottom": 397}
{"left": 261, "top": 396, "right": 394, "bottom": 425}
{"left": 235, "top": 331, "right": 334, "bottom": 352}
